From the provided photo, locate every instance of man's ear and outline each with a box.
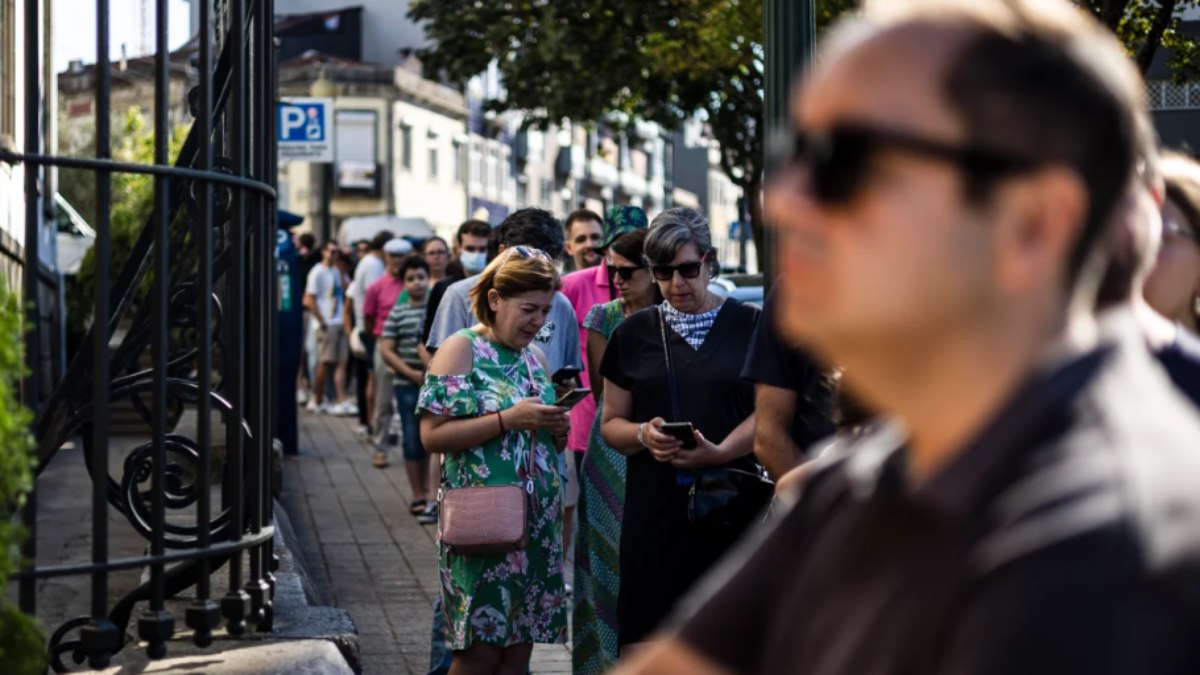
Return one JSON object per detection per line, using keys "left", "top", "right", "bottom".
{"left": 991, "top": 167, "right": 1087, "bottom": 295}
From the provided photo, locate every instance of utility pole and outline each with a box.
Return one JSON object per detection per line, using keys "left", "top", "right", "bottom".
{"left": 762, "top": 0, "right": 815, "bottom": 286}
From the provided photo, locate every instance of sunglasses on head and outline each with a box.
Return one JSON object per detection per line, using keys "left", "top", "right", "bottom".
{"left": 771, "top": 123, "right": 1039, "bottom": 205}
{"left": 508, "top": 245, "right": 552, "bottom": 262}
{"left": 607, "top": 264, "right": 644, "bottom": 282}
{"left": 649, "top": 251, "right": 711, "bottom": 282}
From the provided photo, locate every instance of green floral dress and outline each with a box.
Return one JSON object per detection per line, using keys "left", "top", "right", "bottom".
{"left": 416, "top": 328, "right": 567, "bottom": 650}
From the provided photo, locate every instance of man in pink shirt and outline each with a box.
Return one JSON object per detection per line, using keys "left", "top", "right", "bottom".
{"left": 363, "top": 238, "right": 413, "bottom": 450}
{"left": 559, "top": 205, "right": 648, "bottom": 555}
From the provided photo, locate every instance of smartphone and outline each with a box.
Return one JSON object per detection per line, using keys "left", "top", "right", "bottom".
{"left": 660, "top": 422, "right": 697, "bottom": 450}
{"left": 552, "top": 366, "right": 582, "bottom": 384}
{"left": 554, "top": 388, "right": 592, "bottom": 409}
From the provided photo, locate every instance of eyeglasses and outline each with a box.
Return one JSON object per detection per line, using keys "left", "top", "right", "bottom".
{"left": 649, "top": 251, "right": 711, "bottom": 281}
{"left": 607, "top": 264, "right": 643, "bottom": 282}
{"left": 770, "top": 123, "right": 1039, "bottom": 205}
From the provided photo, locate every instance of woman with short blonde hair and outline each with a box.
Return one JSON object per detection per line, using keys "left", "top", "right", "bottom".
{"left": 418, "top": 246, "right": 570, "bottom": 675}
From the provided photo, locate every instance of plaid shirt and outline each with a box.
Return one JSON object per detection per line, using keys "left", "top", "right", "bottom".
{"left": 661, "top": 300, "right": 723, "bottom": 350}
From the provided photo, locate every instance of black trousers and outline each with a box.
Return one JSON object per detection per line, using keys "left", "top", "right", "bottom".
{"left": 354, "top": 333, "right": 375, "bottom": 429}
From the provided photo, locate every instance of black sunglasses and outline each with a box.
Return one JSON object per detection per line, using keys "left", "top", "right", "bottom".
{"left": 509, "top": 245, "right": 551, "bottom": 262}
{"left": 649, "top": 251, "right": 711, "bottom": 282}
{"left": 607, "top": 264, "right": 644, "bottom": 282}
{"left": 771, "top": 123, "right": 1039, "bottom": 205}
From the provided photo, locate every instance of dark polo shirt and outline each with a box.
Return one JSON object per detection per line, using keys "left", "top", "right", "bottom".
{"left": 741, "top": 287, "right": 836, "bottom": 450}
{"left": 676, "top": 316, "right": 1200, "bottom": 675}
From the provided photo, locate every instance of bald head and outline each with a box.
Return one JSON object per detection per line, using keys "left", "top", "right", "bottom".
{"left": 805, "top": 0, "right": 1145, "bottom": 288}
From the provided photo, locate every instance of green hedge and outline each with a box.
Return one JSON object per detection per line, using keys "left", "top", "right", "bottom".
{"left": 0, "top": 281, "right": 47, "bottom": 673}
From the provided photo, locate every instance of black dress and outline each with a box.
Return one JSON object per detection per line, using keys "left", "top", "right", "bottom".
{"left": 599, "top": 299, "right": 761, "bottom": 646}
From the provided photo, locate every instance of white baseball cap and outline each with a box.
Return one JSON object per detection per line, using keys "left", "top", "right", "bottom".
{"left": 384, "top": 238, "right": 413, "bottom": 256}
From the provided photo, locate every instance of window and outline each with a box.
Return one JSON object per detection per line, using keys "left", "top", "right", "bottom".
{"left": 470, "top": 141, "right": 483, "bottom": 187}
{"left": 335, "top": 110, "right": 379, "bottom": 193}
{"left": 541, "top": 179, "right": 553, "bottom": 209}
{"left": 399, "top": 123, "right": 412, "bottom": 171}
{"left": 429, "top": 146, "right": 438, "bottom": 179}
{"left": 453, "top": 140, "right": 464, "bottom": 183}
{"left": 516, "top": 180, "right": 528, "bottom": 208}
{"left": 0, "top": 0, "right": 13, "bottom": 143}
{"left": 484, "top": 145, "right": 497, "bottom": 191}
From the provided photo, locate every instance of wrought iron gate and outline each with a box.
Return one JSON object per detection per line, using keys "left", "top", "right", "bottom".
{"left": 4, "top": 0, "right": 279, "bottom": 669}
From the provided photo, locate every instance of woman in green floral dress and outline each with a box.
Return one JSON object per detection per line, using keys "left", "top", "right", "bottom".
{"left": 572, "top": 229, "right": 661, "bottom": 674}
{"left": 418, "top": 247, "right": 571, "bottom": 674}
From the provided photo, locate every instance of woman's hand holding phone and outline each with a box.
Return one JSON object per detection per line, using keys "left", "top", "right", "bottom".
{"left": 642, "top": 417, "right": 683, "bottom": 463}
{"left": 669, "top": 429, "right": 725, "bottom": 469}
{"left": 504, "top": 398, "right": 570, "bottom": 436}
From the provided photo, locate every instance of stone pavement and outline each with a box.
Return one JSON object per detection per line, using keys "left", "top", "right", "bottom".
{"left": 280, "top": 408, "right": 572, "bottom": 675}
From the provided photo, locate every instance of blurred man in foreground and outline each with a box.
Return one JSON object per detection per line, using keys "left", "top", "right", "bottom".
{"left": 617, "top": 1, "right": 1200, "bottom": 674}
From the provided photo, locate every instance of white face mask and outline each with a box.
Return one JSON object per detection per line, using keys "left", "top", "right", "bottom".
{"left": 460, "top": 250, "right": 488, "bottom": 274}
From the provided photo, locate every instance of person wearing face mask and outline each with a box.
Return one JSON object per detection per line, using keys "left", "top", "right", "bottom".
{"left": 423, "top": 220, "right": 492, "bottom": 349}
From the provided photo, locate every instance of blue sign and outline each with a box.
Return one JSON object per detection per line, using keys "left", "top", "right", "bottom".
{"left": 278, "top": 98, "right": 333, "bottom": 163}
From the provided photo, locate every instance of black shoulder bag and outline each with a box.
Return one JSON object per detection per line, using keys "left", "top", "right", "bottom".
{"left": 656, "top": 307, "right": 775, "bottom": 527}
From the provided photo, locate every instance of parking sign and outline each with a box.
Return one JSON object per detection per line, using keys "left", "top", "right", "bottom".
{"left": 278, "top": 98, "right": 334, "bottom": 163}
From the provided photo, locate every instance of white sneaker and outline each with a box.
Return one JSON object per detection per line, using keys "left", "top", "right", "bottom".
{"left": 354, "top": 424, "right": 371, "bottom": 437}
{"left": 305, "top": 399, "right": 320, "bottom": 413}
{"left": 339, "top": 401, "right": 360, "bottom": 417}
{"left": 296, "top": 389, "right": 308, "bottom": 405}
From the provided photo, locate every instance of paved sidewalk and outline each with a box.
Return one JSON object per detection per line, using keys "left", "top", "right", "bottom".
{"left": 281, "top": 409, "right": 572, "bottom": 675}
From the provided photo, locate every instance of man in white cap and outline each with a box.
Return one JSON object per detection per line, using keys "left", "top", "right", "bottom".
{"left": 362, "top": 238, "right": 415, "bottom": 456}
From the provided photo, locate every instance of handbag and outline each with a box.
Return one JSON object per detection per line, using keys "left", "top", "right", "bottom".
{"left": 438, "top": 351, "right": 540, "bottom": 554}
{"left": 656, "top": 307, "right": 774, "bottom": 526}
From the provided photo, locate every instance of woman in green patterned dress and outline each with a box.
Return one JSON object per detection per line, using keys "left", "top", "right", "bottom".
{"left": 572, "top": 229, "right": 662, "bottom": 674}
{"left": 418, "top": 246, "right": 571, "bottom": 675}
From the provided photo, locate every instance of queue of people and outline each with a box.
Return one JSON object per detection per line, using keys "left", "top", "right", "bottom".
{"left": 288, "top": 1, "right": 1200, "bottom": 671}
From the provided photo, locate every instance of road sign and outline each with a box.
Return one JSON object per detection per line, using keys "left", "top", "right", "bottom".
{"left": 278, "top": 98, "right": 334, "bottom": 163}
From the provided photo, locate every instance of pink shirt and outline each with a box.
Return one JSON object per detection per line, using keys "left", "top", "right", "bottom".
{"left": 560, "top": 263, "right": 616, "bottom": 452}
{"left": 362, "top": 274, "right": 406, "bottom": 336}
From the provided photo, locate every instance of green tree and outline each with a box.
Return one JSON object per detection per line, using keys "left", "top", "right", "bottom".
{"left": 59, "top": 107, "right": 186, "bottom": 355}
{"left": 410, "top": 0, "right": 1200, "bottom": 269}
{"left": 0, "top": 279, "right": 48, "bottom": 674}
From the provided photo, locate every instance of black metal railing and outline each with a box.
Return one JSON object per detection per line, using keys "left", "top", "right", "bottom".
{"left": 3, "top": 0, "right": 278, "bottom": 669}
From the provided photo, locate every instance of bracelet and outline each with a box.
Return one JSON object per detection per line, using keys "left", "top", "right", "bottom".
{"left": 636, "top": 422, "right": 648, "bottom": 448}
{"left": 496, "top": 411, "right": 507, "bottom": 435}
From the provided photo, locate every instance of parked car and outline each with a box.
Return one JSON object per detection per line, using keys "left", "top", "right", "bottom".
{"left": 55, "top": 193, "right": 96, "bottom": 275}
{"left": 709, "top": 273, "right": 764, "bottom": 308}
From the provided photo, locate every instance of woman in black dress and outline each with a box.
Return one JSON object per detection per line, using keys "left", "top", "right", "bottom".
{"left": 599, "top": 207, "right": 763, "bottom": 648}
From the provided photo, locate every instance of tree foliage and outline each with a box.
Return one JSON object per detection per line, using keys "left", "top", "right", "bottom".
{"left": 410, "top": 0, "right": 1197, "bottom": 268}
{"left": 59, "top": 107, "right": 187, "bottom": 355}
{"left": 0, "top": 279, "right": 47, "bottom": 674}
{"left": 1082, "top": 1, "right": 1200, "bottom": 76}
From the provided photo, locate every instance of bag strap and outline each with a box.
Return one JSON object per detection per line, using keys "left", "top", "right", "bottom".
{"left": 657, "top": 306, "right": 683, "bottom": 422}
{"left": 520, "top": 350, "right": 540, "bottom": 494}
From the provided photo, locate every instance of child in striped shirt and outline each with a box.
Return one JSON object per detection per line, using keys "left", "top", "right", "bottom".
{"left": 378, "top": 256, "right": 432, "bottom": 518}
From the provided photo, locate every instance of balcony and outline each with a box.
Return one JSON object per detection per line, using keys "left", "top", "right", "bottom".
{"left": 619, "top": 169, "right": 648, "bottom": 197}
{"left": 586, "top": 157, "right": 619, "bottom": 187}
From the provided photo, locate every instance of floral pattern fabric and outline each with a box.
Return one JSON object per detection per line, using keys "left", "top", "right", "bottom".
{"left": 573, "top": 299, "right": 631, "bottom": 674}
{"left": 417, "top": 328, "right": 567, "bottom": 650}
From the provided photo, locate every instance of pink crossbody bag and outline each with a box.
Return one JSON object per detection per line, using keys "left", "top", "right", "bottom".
{"left": 438, "top": 351, "right": 539, "bottom": 555}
